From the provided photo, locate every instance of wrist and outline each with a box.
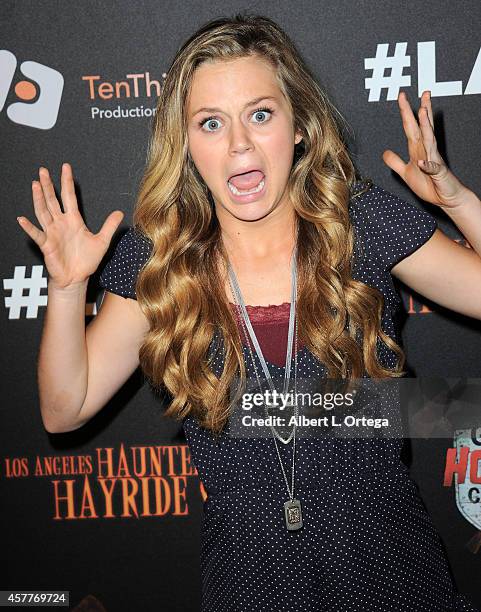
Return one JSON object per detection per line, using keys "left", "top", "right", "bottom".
{"left": 440, "top": 186, "right": 480, "bottom": 216}
{"left": 48, "top": 277, "right": 89, "bottom": 296}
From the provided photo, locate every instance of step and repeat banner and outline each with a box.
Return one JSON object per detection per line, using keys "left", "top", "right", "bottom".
{"left": 2, "top": 1, "right": 481, "bottom": 610}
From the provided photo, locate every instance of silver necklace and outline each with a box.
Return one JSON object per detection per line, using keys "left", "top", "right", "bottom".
{"left": 228, "top": 247, "right": 298, "bottom": 442}
{"left": 227, "top": 247, "right": 303, "bottom": 531}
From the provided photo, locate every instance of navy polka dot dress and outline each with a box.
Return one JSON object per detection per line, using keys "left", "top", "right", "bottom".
{"left": 99, "top": 182, "right": 478, "bottom": 612}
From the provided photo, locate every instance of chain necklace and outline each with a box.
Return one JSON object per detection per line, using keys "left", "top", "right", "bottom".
{"left": 227, "top": 246, "right": 303, "bottom": 531}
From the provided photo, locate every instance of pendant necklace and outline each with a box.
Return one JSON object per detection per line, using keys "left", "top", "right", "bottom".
{"left": 227, "top": 244, "right": 303, "bottom": 531}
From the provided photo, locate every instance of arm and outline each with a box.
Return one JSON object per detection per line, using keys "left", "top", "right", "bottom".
{"left": 382, "top": 91, "right": 481, "bottom": 319}
{"left": 38, "top": 279, "right": 89, "bottom": 432}
{"left": 40, "top": 285, "right": 150, "bottom": 433}
{"left": 78, "top": 291, "right": 150, "bottom": 431}
{"left": 19, "top": 164, "right": 148, "bottom": 432}
{"left": 388, "top": 228, "right": 481, "bottom": 319}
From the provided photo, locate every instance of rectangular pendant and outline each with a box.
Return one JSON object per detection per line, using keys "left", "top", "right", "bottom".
{"left": 284, "top": 498, "right": 303, "bottom": 531}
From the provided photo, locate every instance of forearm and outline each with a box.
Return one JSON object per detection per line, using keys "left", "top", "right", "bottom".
{"left": 441, "top": 188, "right": 481, "bottom": 256}
{"left": 37, "top": 279, "right": 89, "bottom": 433}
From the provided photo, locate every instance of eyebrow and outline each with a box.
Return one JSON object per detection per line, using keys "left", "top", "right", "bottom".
{"left": 191, "top": 95, "right": 279, "bottom": 117}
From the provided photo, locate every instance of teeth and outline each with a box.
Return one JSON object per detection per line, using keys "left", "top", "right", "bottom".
{"left": 227, "top": 178, "right": 265, "bottom": 196}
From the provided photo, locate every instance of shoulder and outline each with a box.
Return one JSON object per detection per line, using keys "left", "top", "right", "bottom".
{"left": 103, "top": 225, "right": 153, "bottom": 274}
{"left": 116, "top": 225, "right": 152, "bottom": 257}
{"left": 348, "top": 178, "right": 438, "bottom": 272}
{"left": 98, "top": 225, "right": 153, "bottom": 300}
{"left": 349, "top": 178, "right": 432, "bottom": 222}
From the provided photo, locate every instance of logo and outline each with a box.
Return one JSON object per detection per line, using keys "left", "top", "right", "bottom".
{"left": 3, "top": 443, "right": 207, "bottom": 521}
{"left": 81, "top": 71, "right": 165, "bottom": 121}
{"left": 364, "top": 42, "right": 481, "bottom": 101}
{"left": 3, "top": 265, "right": 98, "bottom": 319}
{"left": 448, "top": 429, "right": 481, "bottom": 531}
{"left": 0, "top": 49, "right": 64, "bottom": 129}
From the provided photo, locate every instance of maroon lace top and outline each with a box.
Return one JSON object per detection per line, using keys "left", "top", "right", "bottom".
{"left": 228, "top": 302, "right": 305, "bottom": 368}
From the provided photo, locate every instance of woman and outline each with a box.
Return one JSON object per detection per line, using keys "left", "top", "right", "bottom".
{"left": 18, "top": 14, "right": 481, "bottom": 612}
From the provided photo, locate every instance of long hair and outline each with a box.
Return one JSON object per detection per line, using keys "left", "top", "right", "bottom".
{"left": 132, "top": 13, "right": 406, "bottom": 435}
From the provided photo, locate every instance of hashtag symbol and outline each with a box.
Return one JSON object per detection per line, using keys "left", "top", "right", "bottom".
{"left": 3, "top": 265, "right": 48, "bottom": 319}
{"left": 364, "top": 43, "right": 411, "bottom": 102}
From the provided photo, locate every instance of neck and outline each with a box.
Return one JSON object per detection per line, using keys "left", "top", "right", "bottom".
{"left": 218, "top": 205, "right": 298, "bottom": 264}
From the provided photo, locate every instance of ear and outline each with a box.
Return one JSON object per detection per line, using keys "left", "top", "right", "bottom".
{"left": 294, "top": 130, "right": 303, "bottom": 145}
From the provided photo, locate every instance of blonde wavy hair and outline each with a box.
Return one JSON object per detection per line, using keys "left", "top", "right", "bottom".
{"left": 132, "top": 13, "right": 406, "bottom": 434}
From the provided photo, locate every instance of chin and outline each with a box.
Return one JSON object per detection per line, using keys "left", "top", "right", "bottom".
{"left": 227, "top": 202, "right": 276, "bottom": 222}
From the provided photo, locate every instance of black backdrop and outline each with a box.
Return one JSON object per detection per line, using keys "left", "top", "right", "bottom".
{"left": 2, "top": 1, "right": 481, "bottom": 610}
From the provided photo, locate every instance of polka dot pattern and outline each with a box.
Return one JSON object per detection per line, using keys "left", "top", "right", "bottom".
{"left": 99, "top": 226, "right": 152, "bottom": 300}
{"left": 98, "top": 183, "right": 478, "bottom": 611}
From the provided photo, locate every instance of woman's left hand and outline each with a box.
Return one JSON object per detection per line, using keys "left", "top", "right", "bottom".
{"left": 382, "top": 90, "right": 467, "bottom": 209}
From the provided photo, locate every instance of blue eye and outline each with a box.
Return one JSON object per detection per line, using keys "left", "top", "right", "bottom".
{"left": 198, "top": 106, "right": 274, "bottom": 132}
{"left": 200, "top": 117, "right": 222, "bottom": 132}
{"left": 251, "top": 107, "right": 273, "bottom": 123}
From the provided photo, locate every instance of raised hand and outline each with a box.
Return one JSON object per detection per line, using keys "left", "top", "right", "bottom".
{"left": 17, "top": 163, "right": 124, "bottom": 290}
{"left": 382, "top": 90, "right": 468, "bottom": 210}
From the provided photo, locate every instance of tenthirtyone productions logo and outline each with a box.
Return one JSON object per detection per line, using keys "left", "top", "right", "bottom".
{"left": 446, "top": 429, "right": 481, "bottom": 552}
{"left": 0, "top": 50, "right": 64, "bottom": 129}
{"left": 82, "top": 71, "right": 165, "bottom": 120}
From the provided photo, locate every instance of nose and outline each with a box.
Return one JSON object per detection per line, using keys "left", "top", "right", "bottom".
{"left": 228, "top": 119, "right": 254, "bottom": 155}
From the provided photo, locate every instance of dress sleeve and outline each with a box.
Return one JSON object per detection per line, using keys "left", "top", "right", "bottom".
{"left": 98, "top": 226, "right": 153, "bottom": 300}
{"left": 351, "top": 183, "right": 438, "bottom": 272}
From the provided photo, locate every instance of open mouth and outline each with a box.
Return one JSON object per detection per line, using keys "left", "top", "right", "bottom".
{"left": 227, "top": 170, "right": 265, "bottom": 196}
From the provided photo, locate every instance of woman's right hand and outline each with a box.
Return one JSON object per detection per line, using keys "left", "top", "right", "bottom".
{"left": 17, "top": 163, "right": 124, "bottom": 290}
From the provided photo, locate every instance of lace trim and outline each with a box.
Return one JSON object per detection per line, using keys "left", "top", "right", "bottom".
{"left": 228, "top": 301, "right": 291, "bottom": 324}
